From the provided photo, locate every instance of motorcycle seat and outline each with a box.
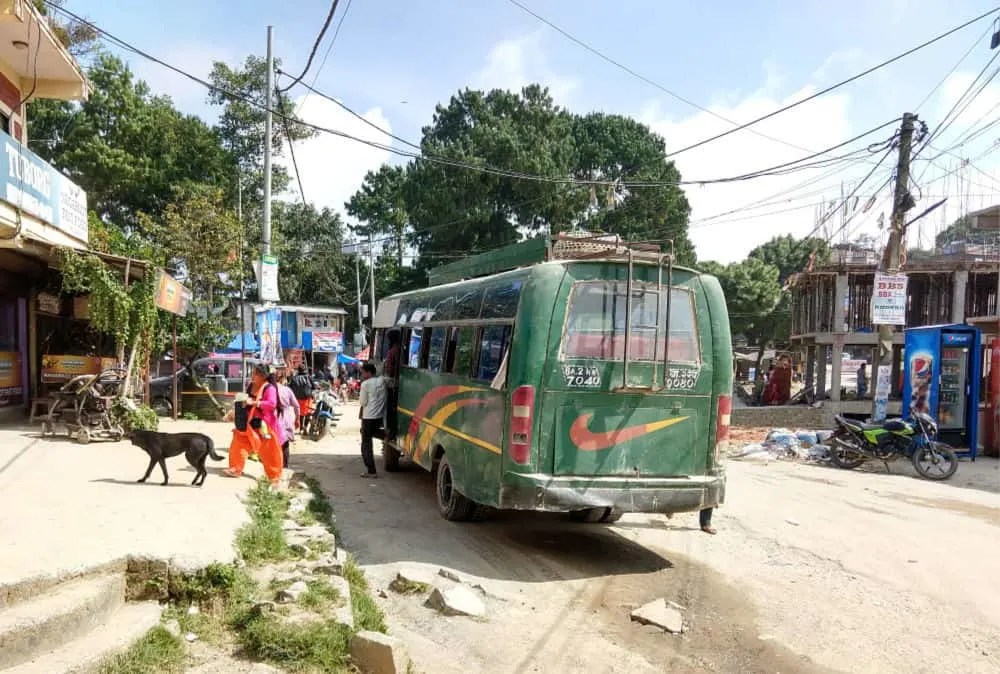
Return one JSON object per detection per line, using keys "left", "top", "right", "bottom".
{"left": 835, "top": 415, "right": 883, "bottom": 432}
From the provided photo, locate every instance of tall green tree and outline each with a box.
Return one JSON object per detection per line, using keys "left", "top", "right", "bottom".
{"left": 748, "top": 234, "right": 831, "bottom": 284}
{"left": 572, "top": 113, "right": 694, "bottom": 264}
{"left": 28, "top": 54, "right": 231, "bottom": 239}
{"left": 345, "top": 164, "right": 409, "bottom": 267}
{"left": 272, "top": 201, "right": 353, "bottom": 307}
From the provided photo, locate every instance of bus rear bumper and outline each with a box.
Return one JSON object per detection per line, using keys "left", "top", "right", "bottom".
{"left": 498, "top": 472, "right": 726, "bottom": 514}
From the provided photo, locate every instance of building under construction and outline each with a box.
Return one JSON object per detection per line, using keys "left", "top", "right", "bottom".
{"left": 789, "top": 205, "right": 1000, "bottom": 425}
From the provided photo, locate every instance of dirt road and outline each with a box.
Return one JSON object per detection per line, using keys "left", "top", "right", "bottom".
{"left": 295, "top": 418, "right": 999, "bottom": 674}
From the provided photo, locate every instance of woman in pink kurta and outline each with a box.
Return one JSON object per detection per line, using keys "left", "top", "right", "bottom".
{"left": 225, "top": 365, "right": 285, "bottom": 483}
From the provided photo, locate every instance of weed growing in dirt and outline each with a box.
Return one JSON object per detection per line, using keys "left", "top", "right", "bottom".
{"left": 300, "top": 578, "right": 342, "bottom": 612}
{"left": 343, "top": 556, "right": 388, "bottom": 633}
{"left": 302, "top": 476, "right": 338, "bottom": 535}
{"left": 238, "top": 615, "right": 352, "bottom": 671}
{"left": 98, "top": 626, "right": 186, "bottom": 674}
{"left": 390, "top": 577, "right": 430, "bottom": 595}
{"left": 235, "top": 480, "right": 290, "bottom": 564}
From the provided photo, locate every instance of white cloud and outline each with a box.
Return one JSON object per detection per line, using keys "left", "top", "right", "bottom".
{"left": 130, "top": 42, "right": 233, "bottom": 113}
{"left": 642, "top": 82, "right": 859, "bottom": 263}
{"left": 276, "top": 94, "right": 394, "bottom": 221}
{"left": 473, "top": 31, "right": 578, "bottom": 104}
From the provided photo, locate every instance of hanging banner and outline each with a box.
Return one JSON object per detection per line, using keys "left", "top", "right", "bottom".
{"left": 154, "top": 270, "right": 192, "bottom": 317}
{"left": 257, "top": 254, "right": 280, "bottom": 302}
{"left": 872, "top": 272, "right": 907, "bottom": 325}
{"left": 255, "top": 308, "right": 284, "bottom": 366}
{"left": 40, "top": 355, "right": 117, "bottom": 383}
{"left": 311, "top": 332, "right": 344, "bottom": 353}
{"left": 0, "top": 351, "right": 22, "bottom": 405}
{"left": 873, "top": 364, "right": 892, "bottom": 421}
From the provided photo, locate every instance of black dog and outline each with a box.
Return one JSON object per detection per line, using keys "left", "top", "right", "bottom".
{"left": 129, "top": 430, "right": 224, "bottom": 486}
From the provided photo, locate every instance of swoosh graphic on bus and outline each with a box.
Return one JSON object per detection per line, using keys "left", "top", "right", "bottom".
{"left": 405, "top": 385, "right": 484, "bottom": 441}
{"left": 413, "top": 398, "right": 490, "bottom": 461}
{"left": 569, "top": 413, "right": 689, "bottom": 452}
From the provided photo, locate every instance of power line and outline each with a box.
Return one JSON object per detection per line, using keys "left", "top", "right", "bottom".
{"left": 663, "top": 7, "right": 1000, "bottom": 158}
{"left": 805, "top": 146, "right": 896, "bottom": 243}
{"left": 276, "top": 84, "right": 307, "bottom": 204}
{"left": 296, "top": 0, "right": 354, "bottom": 116}
{"left": 505, "top": 0, "right": 818, "bottom": 156}
{"left": 43, "top": 1, "right": 914, "bottom": 195}
{"left": 278, "top": 0, "right": 340, "bottom": 93}
{"left": 912, "top": 21, "right": 993, "bottom": 112}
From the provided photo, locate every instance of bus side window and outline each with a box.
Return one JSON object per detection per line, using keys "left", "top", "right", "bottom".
{"left": 418, "top": 328, "right": 433, "bottom": 369}
{"left": 451, "top": 327, "right": 477, "bottom": 377}
{"left": 475, "top": 325, "right": 510, "bottom": 382}
{"left": 428, "top": 327, "right": 447, "bottom": 373}
{"left": 444, "top": 328, "right": 458, "bottom": 373}
{"left": 407, "top": 329, "right": 422, "bottom": 368}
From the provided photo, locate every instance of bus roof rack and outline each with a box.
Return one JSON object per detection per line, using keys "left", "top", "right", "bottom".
{"left": 427, "top": 231, "right": 674, "bottom": 286}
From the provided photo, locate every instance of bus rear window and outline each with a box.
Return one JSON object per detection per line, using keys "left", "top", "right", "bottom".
{"left": 561, "top": 282, "right": 699, "bottom": 363}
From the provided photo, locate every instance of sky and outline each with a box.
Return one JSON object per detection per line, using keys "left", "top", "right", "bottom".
{"left": 62, "top": 0, "right": 1000, "bottom": 263}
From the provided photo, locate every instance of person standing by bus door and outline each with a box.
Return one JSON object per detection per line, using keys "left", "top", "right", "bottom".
{"left": 383, "top": 329, "right": 402, "bottom": 442}
{"left": 358, "top": 362, "right": 386, "bottom": 478}
{"left": 700, "top": 507, "right": 717, "bottom": 535}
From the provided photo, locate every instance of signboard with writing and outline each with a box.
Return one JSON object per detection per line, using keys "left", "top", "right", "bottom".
{"left": 1, "top": 134, "right": 88, "bottom": 243}
{"left": 154, "top": 270, "right": 192, "bottom": 316}
{"left": 40, "top": 355, "right": 117, "bottom": 383}
{"left": 0, "top": 351, "right": 22, "bottom": 406}
{"left": 311, "top": 332, "right": 343, "bottom": 353}
{"left": 258, "top": 254, "right": 279, "bottom": 302}
{"left": 873, "top": 364, "right": 892, "bottom": 421}
{"left": 872, "top": 273, "right": 907, "bottom": 325}
{"left": 301, "top": 313, "right": 338, "bottom": 330}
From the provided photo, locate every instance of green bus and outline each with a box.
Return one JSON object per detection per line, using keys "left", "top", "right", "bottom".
{"left": 371, "top": 234, "right": 732, "bottom": 522}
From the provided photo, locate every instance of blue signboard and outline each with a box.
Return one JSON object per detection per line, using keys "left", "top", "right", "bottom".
{"left": 0, "top": 131, "right": 88, "bottom": 242}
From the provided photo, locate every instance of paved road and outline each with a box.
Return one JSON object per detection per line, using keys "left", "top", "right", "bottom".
{"left": 298, "top": 415, "right": 1000, "bottom": 674}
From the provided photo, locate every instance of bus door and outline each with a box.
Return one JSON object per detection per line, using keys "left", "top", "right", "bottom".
{"left": 541, "top": 276, "right": 712, "bottom": 478}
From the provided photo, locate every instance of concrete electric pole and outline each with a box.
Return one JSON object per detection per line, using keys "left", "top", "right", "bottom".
{"left": 872, "top": 112, "right": 918, "bottom": 419}
{"left": 262, "top": 25, "right": 274, "bottom": 256}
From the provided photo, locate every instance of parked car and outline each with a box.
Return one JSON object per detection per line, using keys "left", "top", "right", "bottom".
{"left": 149, "top": 356, "right": 259, "bottom": 417}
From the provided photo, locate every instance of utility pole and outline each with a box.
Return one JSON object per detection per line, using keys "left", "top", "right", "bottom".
{"left": 368, "top": 236, "right": 376, "bottom": 346}
{"left": 262, "top": 25, "right": 274, "bottom": 256}
{"left": 872, "top": 112, "right": 917, "bottom": 420}
{"left": 237, "top": 174, "right": 247, "bottom": 386}
{"left": 355, "top": 247, "right": 363, "bottom": 347}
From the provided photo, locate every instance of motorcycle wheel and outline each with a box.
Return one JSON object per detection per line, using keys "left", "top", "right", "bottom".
{"left": 313, "top": 417, "right": 328, "bottom": 442}
{"left": 829, "top": 436, "right": 866, "bottom": 470}
{"left": 912, "top": 441, "right": 958, "bottom": 481}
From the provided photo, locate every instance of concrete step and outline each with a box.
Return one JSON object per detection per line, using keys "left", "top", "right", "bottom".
{"left": 2, "top": 602, "right": 163, "bottom": 674}
{"left": 0, "top": 574, "right": 126, "bottom": 670}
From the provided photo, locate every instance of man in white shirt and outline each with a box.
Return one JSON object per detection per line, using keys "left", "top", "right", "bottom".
{"left": 358, "top": 362, "right": 386, "bottom": 478}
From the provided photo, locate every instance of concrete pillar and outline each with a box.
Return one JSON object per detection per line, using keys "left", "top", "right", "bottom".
{"left": 952, "top": 270, "right": 969, "bottom": 324}
{"left": 834, "top": 273, "right": 849, "bottom": 333}
{"left": 816, "top": 345, "right": 828, "bottom": 401}
{"left": 805, "top": 345, "right": 816, "bottom": 390}
{"left": 830, "top": 335, "right": 845, "bottom": 402}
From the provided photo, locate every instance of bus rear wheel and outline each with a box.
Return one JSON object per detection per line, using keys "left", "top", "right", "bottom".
{"left": 435, "top": 454, "right": 476, "bottom": 521}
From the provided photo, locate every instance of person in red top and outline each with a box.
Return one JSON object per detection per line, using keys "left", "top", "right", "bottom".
{"left": 383, "top": 329, "right": 402, "bottom": 441}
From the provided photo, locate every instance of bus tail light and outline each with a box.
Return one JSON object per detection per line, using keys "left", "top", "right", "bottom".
{"left": 715, "top": 394, "right": 731, "bottom": 462}
{"left": 509, "top": 385, "right": 536, "bottom": 465}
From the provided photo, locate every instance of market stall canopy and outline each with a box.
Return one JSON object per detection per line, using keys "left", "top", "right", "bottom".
{"left": 225, "top": 332, "right": 259, "bottom": 352}
{"left": 337, "top": 353, "right": 360, "bottom": 365}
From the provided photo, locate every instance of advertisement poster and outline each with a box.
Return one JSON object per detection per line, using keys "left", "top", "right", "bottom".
{"left": 872, "top": 273, "right": 908, "bottom": 325}
{"left": 906, "top": 348, "right": 935, "bottom": 416}
{"left": 873, "top": 364, "right": 891, "bottom": 421}
{"left": 258, "top": 255, "right": 280, "bottom": 302}
{"left": 41, "top": 355, "right": 117, "bottom": 383}
{"left": 0, "top": 351, "right": 22, "bottom": 406}
{"left": 154, "top": 270, "right": 192, "bottom": 317}
{"left": 301, "top": 313, "right": 337, "bottom": 330}
{"left": 255, "top": 308, "right": 284, "bottom": 366}
{"left": 311, "top": 332, "right": 343, "bottom": 353}
{"left": 284, "top": 348, "right": 304, "bottom": 371}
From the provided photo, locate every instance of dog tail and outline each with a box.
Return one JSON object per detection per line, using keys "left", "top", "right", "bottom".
{"left": 207, "top": 437, "right": 224, "bottom": 461}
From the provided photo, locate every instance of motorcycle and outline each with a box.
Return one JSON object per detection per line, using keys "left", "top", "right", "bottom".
{"left": 828, "top": 408, "right": 958, "bottom": 480}
{"left": 307, "top": 387, "right": 339, "bottom": 441}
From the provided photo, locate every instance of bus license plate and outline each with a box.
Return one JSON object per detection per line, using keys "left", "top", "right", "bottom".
{"left": 563, "top": 365, "right": 601, "bottom": 387}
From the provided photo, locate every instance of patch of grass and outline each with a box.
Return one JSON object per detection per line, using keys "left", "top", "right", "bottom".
{"left": 293, "top": 508, "right": 319, "bottom": 527}
{"left": 299, "top": 477, "right": 338, "bottom": 534}
{"left": 235, "top": 480, "right": 290, "bottom": 564}
{"left": 98, "top": 625, "right": 186, "bottom": 674}
{"left": 342, "top": 556, "right": 388, "bottom": 634}
{"left": 169, "top": 562, "right": 253, "bottom": 607}
{"left": 162, "top": 606, "right": 226, "bottom": 645}
{"left": 237, "top": 615, "right": 352, "bottom": 672}
{"left": 300, "top": 578, "right": 342, "bottom": 612}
